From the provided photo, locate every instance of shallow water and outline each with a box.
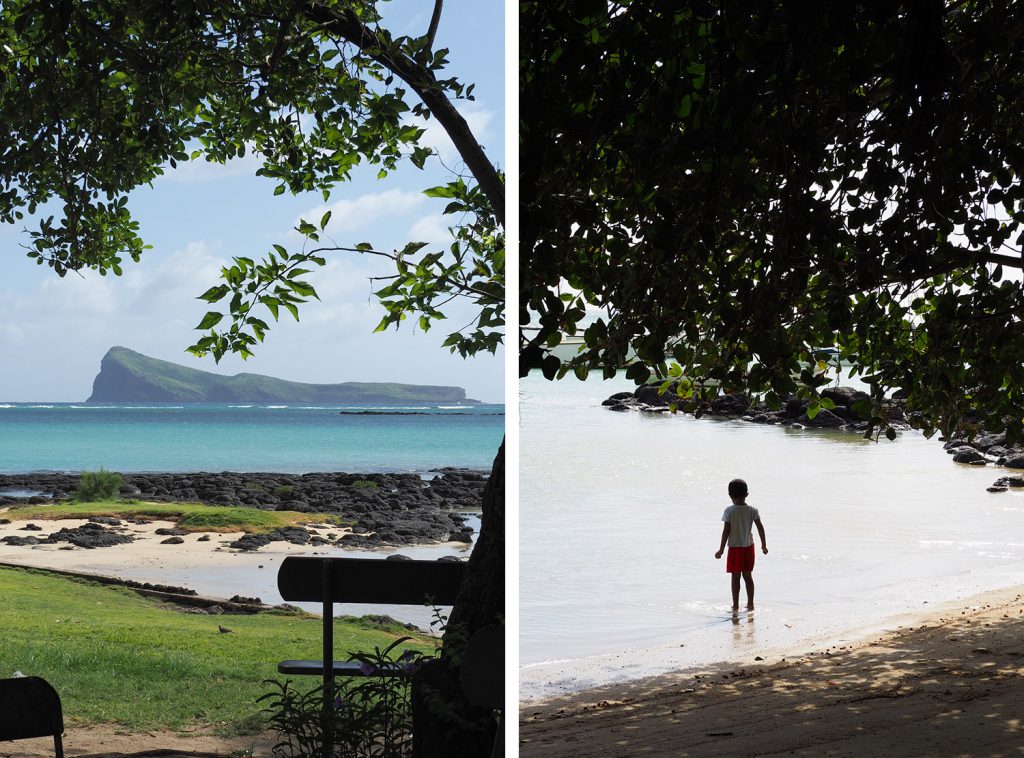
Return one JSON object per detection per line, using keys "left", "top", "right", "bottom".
{"left": 519, "top": 374, "right": 1024, "bottom": 697}
{"left": 0, "top": 488, "right": 46, "bottom": 498}
{"left": 110, "top": 518, "right": 480, "bottom": 631}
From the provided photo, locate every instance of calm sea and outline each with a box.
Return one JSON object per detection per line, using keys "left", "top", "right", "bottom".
{"left": 0, "top": 402, "right": 504, "bottom": 474}
{"left": 519, "top": 373, "right": 1024, "bottom": 698}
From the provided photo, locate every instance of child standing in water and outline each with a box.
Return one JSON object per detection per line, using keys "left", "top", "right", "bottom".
{"left": 714, "top": 478, "right": 768, "bottom": 610}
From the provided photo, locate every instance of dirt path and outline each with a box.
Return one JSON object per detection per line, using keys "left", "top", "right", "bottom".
{"left": 520, "top": 589, "right": 1024, "bottom": 757}
{"left": 1, "top": 726, "right": 278, "bottom": 757}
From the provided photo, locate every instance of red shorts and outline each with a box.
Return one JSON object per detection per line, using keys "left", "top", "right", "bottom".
{"left": 726, "top": 545, "right": 755, "bottom": 573}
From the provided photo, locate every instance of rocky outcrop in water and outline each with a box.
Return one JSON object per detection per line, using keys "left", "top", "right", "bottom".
{"left": 604, "top": 384, "right": 909, "bottom": 433}
{"left": 938, "top": 434, "right": 1024, "bottom": 492}
{"left": 0, "top": 469, "right": 486, "bottom": 547}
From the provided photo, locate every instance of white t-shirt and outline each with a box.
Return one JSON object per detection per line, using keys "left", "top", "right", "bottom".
{"left": 721, "top": 503, "right": 760, "bottom": 547}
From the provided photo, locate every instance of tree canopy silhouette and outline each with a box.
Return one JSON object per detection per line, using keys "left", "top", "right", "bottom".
{"left": 521, "top": 0, "right": 1024, "bottom": 441}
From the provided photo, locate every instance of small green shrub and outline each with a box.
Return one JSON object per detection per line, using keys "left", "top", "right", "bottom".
{"left": 177, "top": 509, "right": 279, "bottom": 531}
{"left": 273, "top": 485, "right": 295, "bottom": 497}
{"left": 259, "top": 638, "right": 429, "bottom": 757}
{"left": 351, "top": 480, "right": 379, "bottom": 490}
{"left": 76, "top": 469, "right": 123, "bottom": 502}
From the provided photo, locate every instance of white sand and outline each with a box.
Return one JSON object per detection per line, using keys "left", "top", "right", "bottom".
{"left": 0, "top": 508, "right": 471, "bottom": 628}
{"left": 0, "top": 513, "right": 345, "bottom": 585}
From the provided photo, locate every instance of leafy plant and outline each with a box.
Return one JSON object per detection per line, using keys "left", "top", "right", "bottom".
{"left": 259, "top": 680, "right": 324, "bottom": 757}
{"left": 259, "top": 638, "right": 431, "bottom": 758}
{"left": 351, "top": 480, "right": 379, "bottom": 490}
{"left": 75, "top": 469, "right": 123, "bottom": 502}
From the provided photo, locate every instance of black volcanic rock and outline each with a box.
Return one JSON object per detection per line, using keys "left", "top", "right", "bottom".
{"left": 3, "top": 523, "right": 137, "bottom": 549}
{"left": 87, "top": 346, "right": 480, "bottom": 404}
{"left": 0, "top": 469, "right": 485, "bottom": 549}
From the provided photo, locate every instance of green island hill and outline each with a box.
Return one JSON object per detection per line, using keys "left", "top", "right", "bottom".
{"left": 87, "top": 346, "right": 481, "bottom": 404}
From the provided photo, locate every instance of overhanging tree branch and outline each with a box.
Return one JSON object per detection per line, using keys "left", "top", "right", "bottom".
{"left": 426, "top": 0, "right": 443, "bottom": 50}
{"left": 303, "top": 2, "right": 504, "bottom": 226}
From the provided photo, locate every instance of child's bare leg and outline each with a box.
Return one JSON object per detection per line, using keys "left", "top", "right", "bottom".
{"left": 730, "top": 572, "right": 741, "bottom": 610}
{"left": 742, "top": 571, "right": 755, "bottom": 609}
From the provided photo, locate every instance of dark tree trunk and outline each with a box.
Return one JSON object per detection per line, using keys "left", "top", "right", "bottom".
{"left": 447, "top": 438, "right": 505, "bottom": 634}
{"left": 412, "top": 439, "right": 504, "bottom": 757}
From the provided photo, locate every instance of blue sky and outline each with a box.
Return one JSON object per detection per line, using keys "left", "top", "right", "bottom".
{"left": 0, "top": 0, "right": 504, "bottom": 403}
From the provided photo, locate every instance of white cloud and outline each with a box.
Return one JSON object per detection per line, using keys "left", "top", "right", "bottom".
{"left": 32, "top": 242, "right": 224, "bottom": 321}
{"left": 299, "top": 259, "right": 390, "bottom": 330}
{"left": 411, "top": 107, "right": 495, "bottom": 165}
{"left": 299, "top": 189, "right": 426, "bottom": 237}
{"left": 0, "top": 242, "right": 233, "bottom": 399}
{"left": 125, "top": 243, "right": 224, "bottom": 315}
{"left": 408, "top": 213, "right": 452, "bottom": 244}
{"left": 158, "top": 151, "right": 264, "bottom": 184}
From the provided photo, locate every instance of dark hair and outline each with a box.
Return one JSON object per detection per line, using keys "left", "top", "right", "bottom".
{"left": 728, "top": 479, "right": 748, "bottom": 498}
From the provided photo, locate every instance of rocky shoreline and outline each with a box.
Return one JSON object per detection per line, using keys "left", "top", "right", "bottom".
{"left": 603, "top": 384, "right": 910, "bottom": 432}
{"left": 0, "top": 469, "right": 486, "bottom": 548}
{"left": 604, "top": 384, "right": 1024, "bottom": 491}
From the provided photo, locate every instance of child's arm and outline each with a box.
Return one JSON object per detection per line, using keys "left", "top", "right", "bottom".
{"left": 755, "top": 518, "right": 767, "bottom": 554}
{"left": 715, "top": 523, "right": 731, "bottom": 559}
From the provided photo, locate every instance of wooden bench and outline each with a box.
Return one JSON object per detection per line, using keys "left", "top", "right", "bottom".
{"left": 0, "top": 676, "right": 64, "bottom": 757}
{"left": 276, "top": 556, "right": 466, "bottom": 757}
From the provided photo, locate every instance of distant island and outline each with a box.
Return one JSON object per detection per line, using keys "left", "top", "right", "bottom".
{"left": 87, "top": 347, "right": 480, "bottom": 404}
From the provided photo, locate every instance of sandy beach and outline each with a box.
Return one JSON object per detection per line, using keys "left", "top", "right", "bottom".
{"left": 0, "top": 510, "right": 472, "bottom": 603}
{"left": 520, "top": 586, "right": 1024, "bottom": 757}
{"left": 0, "top": 514, "right": 345, "bottom": 584}
{"left": 0, "top": 514, "right": 370, "bottom": 621}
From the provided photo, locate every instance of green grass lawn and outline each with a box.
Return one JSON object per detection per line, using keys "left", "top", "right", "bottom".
{"left": 0, "top": 566, "right": 435, "bottom": 735}
{"left": 6, "top": 499, "right": 347, "bottom": 533}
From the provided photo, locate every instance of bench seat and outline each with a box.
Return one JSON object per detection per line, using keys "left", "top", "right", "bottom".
{"left": 277, "top": 659, "right": 405, "bottom": 677}
{"left": 275, "top": 556, "right": 467, "bottom": 758}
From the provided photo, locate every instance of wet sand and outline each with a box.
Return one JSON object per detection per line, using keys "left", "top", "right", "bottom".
{"left": 520, "top": 587, "right": 1024, "bottom": 757}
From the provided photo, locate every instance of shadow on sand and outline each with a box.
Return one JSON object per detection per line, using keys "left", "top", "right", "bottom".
{"left": 521, "top": 595, "right": 1024, "bottom": 756}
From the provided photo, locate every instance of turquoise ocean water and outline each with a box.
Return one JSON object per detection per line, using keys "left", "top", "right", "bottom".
{"left": 0, "top": 403, "right": 504, "bottom": 474}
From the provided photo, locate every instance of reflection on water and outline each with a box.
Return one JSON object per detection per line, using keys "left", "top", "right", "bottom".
{"left": 731, "top": 611, "right": 756, "bottom": 649}
{"left": 520, "top": 373, "right": 1024, "bottom": 696}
